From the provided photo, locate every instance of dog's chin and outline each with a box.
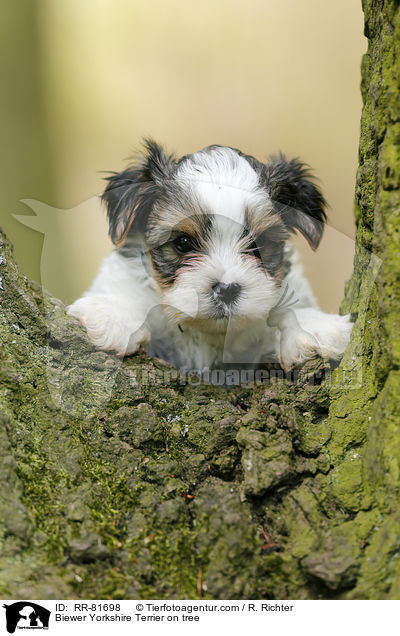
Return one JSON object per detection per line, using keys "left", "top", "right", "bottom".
{"left": 180, "top": 316, "right": 231, "bottom": 335}
{"left": 165, "top": 307, "right": 257, "bottom": 336}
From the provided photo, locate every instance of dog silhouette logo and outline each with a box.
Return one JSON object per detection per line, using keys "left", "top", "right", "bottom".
{"left": 3, "top": 602, "right": 50, "bottom": 633}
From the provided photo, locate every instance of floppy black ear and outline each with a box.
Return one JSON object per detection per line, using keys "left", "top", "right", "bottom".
{"left": 102, "top": 139, "right": 176, "bottom": 246}
{"left": 264, "top": 154, "right": 327, "bottom": 250}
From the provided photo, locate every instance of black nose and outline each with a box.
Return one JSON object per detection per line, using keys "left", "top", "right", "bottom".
{"left": 212, "top": 282, "right": 241, "bottom": 305}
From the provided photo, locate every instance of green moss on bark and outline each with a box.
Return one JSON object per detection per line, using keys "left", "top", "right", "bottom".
{"left": 0, "top": 229, "right": 338, "bottom": 599}
{"left": 326, "top": 0, "right": 400, "bottom": 598}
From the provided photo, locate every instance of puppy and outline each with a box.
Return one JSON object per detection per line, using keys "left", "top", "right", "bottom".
{"left": 68, "top": 140, "right": 352, "bottom": 375}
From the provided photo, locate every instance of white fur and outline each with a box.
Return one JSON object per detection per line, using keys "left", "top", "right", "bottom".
{"left": 67, "top": 146, "right": 353, "bottom": 376}
{"left": 177, "top": 147, "right": 261, "bottom": 198}
{"left": 67, "top": 245, "right": 352, "bottom": 373}
{"left": 162, "top": 239, "right": 280, "bottom": 327}
{"left": 165, "top": 153, "right": 279, "bottom": 328}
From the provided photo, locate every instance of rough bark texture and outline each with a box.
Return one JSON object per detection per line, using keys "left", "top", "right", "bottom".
{"left": 1, "top": 0, "right": 399, "bottom": 600}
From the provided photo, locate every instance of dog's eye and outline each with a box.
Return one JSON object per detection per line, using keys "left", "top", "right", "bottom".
{"left": 172, "top": 234, "right": 197, "bottom": 255}
{"left": 245, "top": 241, "right": 262, "bottom": 260}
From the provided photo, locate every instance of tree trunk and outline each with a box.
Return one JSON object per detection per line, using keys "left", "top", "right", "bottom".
{"left": 1, "top": 0, "right": 399, "bottom": 599}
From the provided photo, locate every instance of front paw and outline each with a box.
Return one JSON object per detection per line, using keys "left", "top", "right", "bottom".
{"left": 277, "top": 313, "right": 353, "bottom": 371}
{"left": 278, "top": 327, "right": 320, "bottom": 371}
{"left": 303, "top": 313, "right": 353, "bottom": 361}
{"left": 67, "top": 296, "right": 149, "bottom": 356}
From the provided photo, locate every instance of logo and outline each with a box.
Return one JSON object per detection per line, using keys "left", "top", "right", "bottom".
{"left": 3, "top": 603, "right": 50, "bottom": 634}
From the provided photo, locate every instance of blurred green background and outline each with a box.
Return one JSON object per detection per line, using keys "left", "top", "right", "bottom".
{"left": 1, "top": 0, "right": 365, "bottom": 311}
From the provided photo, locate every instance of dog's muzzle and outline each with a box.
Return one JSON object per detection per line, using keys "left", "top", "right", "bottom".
{"left": 211, "top": 281, "right": 241, "bottom": 305}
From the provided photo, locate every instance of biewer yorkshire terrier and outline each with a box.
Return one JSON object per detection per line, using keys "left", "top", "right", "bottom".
{"left": 68, "top": 141, "right": 352, "bottom": 374}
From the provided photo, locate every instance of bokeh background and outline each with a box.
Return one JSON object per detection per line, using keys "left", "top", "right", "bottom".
{"left": 1, "top": 0, "right": 365, "bottom": 311}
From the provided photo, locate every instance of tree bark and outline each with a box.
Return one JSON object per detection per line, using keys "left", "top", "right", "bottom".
{"left": 1, "top": 0, "right": 399, "bottom": 599}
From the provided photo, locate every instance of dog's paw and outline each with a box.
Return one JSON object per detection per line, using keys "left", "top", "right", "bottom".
{"left": 298, "top": 312, "right": 353, "bottom": 361}
{"left": 67, "top": 295, "right": 149, "bottom": 356}
{"left": 278, "top": 327, "right": 320, "bottom": 371}
{"left": 270, "top": 308, "right": 353, "bottom": 371}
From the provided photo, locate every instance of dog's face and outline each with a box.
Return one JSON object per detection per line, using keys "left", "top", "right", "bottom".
{"left": 102, "top": 141, "right": 326, "bottom": 333}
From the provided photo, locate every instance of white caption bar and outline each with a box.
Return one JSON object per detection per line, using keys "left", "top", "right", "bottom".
{"left": 1, "top": 599, "right": 398, "bottom": 635}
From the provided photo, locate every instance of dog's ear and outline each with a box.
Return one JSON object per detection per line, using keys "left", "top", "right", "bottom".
{"left": 264, "top": 155, "right": 327, "bottom": 250}
{"left": 102, "top": 140, "right": 176, "bottom": 246}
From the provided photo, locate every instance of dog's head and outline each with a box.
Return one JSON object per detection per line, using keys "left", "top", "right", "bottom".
{"left": 102, "top": 140, "right": 326, "bottom": 333}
